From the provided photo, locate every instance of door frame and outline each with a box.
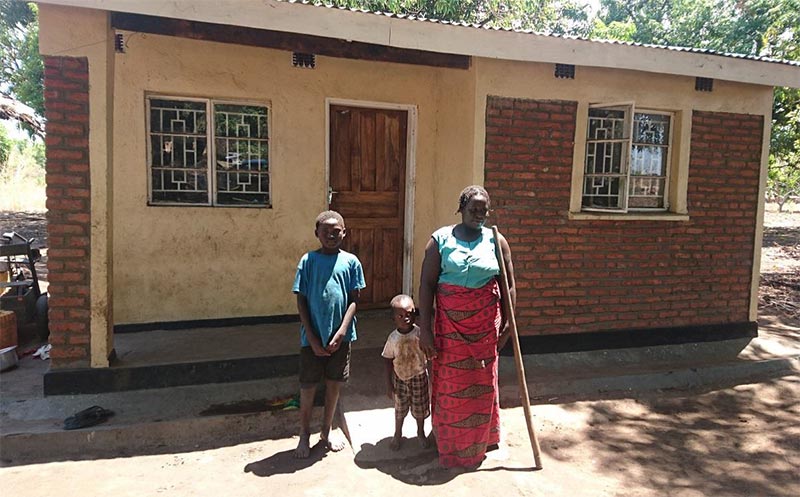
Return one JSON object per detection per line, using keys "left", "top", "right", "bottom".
{"left": 325, "top": 98, "right": 418, "bottom": 297}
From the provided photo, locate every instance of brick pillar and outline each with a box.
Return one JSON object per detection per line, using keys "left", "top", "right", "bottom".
{"left": 43, "top": 56, "right": 91, "bottom": 367}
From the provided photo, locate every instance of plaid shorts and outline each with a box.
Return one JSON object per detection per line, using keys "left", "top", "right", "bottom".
{"left": 394, "top": 371, "right": 430, "bottom": 420}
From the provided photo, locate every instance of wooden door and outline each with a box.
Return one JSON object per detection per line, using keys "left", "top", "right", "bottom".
{"left": 329, "top": 105, "right": 408, "bottom": 308}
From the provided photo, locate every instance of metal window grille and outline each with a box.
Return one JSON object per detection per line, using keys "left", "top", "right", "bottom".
{"left": 555, "top": 63, "right": 575, "bottom": 79}
{"left": 147, "top": 97, "right": 270, "bottom": 207}
{"left": 583, "top": 107, "right": 628, "bottom": 210}
{"left": 292, "top": 52, "right": 316, "bottom": 68}
{"left": 695, "top": 77, "right": 713, "bottom": 92}
{"left": 582, "top": 105, "right": 672, "bottom": 212}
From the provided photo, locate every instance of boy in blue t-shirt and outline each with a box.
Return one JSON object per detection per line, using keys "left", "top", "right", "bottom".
{"left": 292, "top": 210, "right": 366, "bottom": 458}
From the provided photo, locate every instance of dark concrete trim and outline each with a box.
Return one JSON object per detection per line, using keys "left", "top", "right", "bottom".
{"left": 50, "top": 321, "right": 757, "bottom": 395}
{"left": 504, "top": 321, "right": 758, "bottom": 356}
{"left": 110, "top": 12, "right": 471, "bottom": 69}
{"left": 43, "top": 354, "right": 298, "bottom": 395}
{"left": 114, "top": 314, "right": 299, "bottom": 333}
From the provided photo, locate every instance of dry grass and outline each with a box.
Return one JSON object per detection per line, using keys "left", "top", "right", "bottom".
{"left": 0, "top": 145, "right": 46, "bottom": 213}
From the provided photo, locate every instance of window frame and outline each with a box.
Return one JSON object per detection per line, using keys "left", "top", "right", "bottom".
{"left": 145, "top": 94, "right": 272, "bottom": 208}
{"left": 581, "top": 102, "right": 674, "bottom": 214}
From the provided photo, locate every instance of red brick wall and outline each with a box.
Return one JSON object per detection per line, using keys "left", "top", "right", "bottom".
{"left": 485, "top": 96, "right": 763, "bottom": 336}
{"left": 44, "top": 56, "right": 91, "bottom": 366}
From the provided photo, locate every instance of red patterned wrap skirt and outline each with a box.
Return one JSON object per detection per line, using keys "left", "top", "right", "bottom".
{"left": 431, "top": 280, "right": 501, "bottom": 468}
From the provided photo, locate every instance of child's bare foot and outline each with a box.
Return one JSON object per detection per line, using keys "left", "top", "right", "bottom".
{"left": 321, "top": 431, "right": 346, "bottom": 452}
{"left": 294, "top": 433, "right": 311, "bottom": 458}
{"left": 390, "top": 434, "right": 402, "bottom": 451}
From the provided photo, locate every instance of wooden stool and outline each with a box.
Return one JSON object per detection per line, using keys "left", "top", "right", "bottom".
{"left": 0, "top": 310, "right": 18, "bottom": 350}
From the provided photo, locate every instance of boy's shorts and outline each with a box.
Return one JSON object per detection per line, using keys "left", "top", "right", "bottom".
{"left": 299, "top": 341, "right": 351, "bottom": 386}
{"left": 393, "top": 370, "right": 430, "bottom": 420}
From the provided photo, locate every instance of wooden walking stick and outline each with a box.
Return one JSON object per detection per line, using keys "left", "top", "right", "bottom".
{"left": 492, "top": 225, "right": 543, "bottom": 470}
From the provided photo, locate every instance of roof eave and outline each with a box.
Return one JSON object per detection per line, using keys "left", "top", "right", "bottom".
{"left": 37, "top": 0, "right": 800, "bottom": 88}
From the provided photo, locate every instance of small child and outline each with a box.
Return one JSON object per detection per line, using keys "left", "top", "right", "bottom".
{"left": 292, "top": 210, "right": 366, "bottom": 459}
{"left": 382, "top": 294, "right": 431, "bottom": 450}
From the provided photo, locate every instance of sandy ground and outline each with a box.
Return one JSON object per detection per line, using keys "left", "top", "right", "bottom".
{"left": 1, "top": 374, "right": 798, "bottom": 497}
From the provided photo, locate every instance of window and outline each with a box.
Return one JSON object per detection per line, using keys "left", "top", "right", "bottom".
{"left": 147, "top": 97, "right": 270, "bottom": 207}
{"left": 582, "top": 103, "right": 672, "bottom": 212}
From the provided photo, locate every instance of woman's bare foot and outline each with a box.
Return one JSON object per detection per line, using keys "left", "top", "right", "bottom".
{"left": 390, "top": 434, "right": 402, "bottom": 451}
{"left": 427, "top": 432, "right": 437, "bottom": 451}
{"left": 294, "top": 433, "right": 311, "bottom": 458}
{"left": 321, "top": 431, "right": 346, "bottom": 452}
{"left": 418, "top": 432, "right": 431, "bottom": 449}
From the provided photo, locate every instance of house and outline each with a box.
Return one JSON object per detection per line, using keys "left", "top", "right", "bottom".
{"left": 36, "top": 0, "right": 800, "bottom": 374}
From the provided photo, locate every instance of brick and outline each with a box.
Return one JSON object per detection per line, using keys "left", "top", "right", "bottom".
{"left": 49, "top": 346, "right": 89, "bottom": 360}
{"left": 485, "top": 103, "right": 759, "bottom": 336}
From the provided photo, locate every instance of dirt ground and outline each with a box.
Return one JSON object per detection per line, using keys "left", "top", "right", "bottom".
{"left": 0, "top": 374, "right": 798, "bottom": 496}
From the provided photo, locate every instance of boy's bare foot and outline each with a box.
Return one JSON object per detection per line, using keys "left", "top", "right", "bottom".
{"left": 390, "top": 434, "right": 402, "bottom": 451}
{"left": 321, "top": 431, "right": 346, "bottom": 452}
{"left": 294, "top": 433, "right": 311, "bottom": 458}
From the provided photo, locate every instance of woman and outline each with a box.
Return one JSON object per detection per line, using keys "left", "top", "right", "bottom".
{"left": 418, "top": 185, "right": 516, "bottom": 468}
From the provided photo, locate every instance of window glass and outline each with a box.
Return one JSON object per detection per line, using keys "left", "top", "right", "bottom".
{"left": 147, "top": 98, "right": 270, "bottom": 207}
{"left": 582, "top": 107, "right": 671, "bottom": 212}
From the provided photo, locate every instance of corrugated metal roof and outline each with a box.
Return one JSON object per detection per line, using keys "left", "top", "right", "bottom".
{"left": 283, "top": 0, "right": 800, "bottom": 68}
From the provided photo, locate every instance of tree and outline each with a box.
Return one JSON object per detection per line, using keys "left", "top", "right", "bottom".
{"left": 330, "top": 0, "right": 592, "bottom": 35}
{"left": 594, "top": 0, "right": 800, "bottom": 208}
{"left": 0, "top": 1, "right": 43, "bottom": 138}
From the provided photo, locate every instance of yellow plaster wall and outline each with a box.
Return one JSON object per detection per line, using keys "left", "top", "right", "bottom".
{"left": 474, "top": 58, "right": 774, "bottom": 112}
{"left": 112, "top": 32, "right": 473, "bottom": 324}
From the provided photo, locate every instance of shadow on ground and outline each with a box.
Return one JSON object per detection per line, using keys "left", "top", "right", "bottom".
{"left": 550, "top": 375, "right": 800, "bottom": 496}
{"left": 762, "top": 225, "right": 800, "bottom": 248}
{"left": 352, "top": 436, "right": 536, "bottom": 485}
{"left": 243, "top": 441, "right": 329, "bottom": 476}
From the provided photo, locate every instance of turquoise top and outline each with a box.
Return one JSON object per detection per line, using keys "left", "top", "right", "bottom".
{"left": 292, "top": 250, "right": 366, "bottom": 347}
{"left": 432, "top": 226, "right": 499, "bottom": 288}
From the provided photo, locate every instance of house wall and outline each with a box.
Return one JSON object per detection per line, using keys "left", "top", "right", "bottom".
{"left": 109, "top": 31, "right": 476, "bottom": 324}
{"left": 38, "top": 6, "right": 777, "bottom": 346}
{"left": 477, "top": 58, "right": 772, "bottom": 335}
{"left": 39, "top": 5, "right": 115, "bottom": 367}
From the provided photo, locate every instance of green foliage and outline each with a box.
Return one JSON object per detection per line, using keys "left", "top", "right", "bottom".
{"left": 767, "top": 156, "right": 800, "bottom": 211}
{"left": 0, "top": 1, "right": 43, "bottom": 137}
{"left": 593, "top": 0, "right": 800, "bottom": 201}
{"left": 329, "top": 0, "right": 592, "bottom": 35}
{"left": 0, "top": 124, "right": 10, "bottom": 164}
{"left": 590, "top": 18, "right": 636, "bottom": 42}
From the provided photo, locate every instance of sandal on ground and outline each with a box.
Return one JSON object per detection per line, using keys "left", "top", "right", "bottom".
{"left": 63, "top": 405, "right": 115, "bottom": 430}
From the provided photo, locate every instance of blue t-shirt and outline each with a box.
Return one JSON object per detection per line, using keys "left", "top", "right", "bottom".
{"left": 432, "top": 226, "right": 499, "bottom": 288}
{"left": 292, "top": 250, "right": 366, "bottom": 347}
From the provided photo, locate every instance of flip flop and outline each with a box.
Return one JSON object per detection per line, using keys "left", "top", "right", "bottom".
{"left": 63, "top": 405, "right": 115, "bottom": 430}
